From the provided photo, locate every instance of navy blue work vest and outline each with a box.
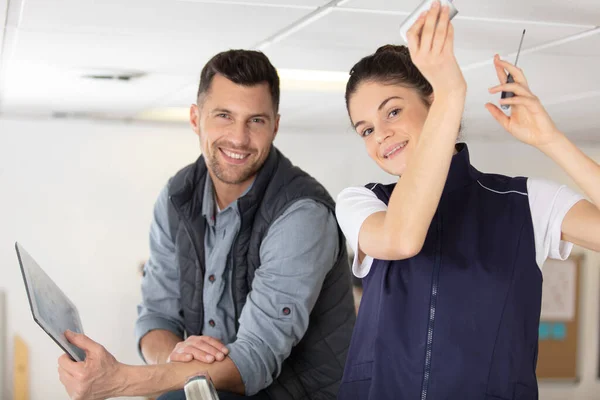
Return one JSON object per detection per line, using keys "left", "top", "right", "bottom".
{"left": 339, "top": 143, "right": 542, "bottom": 400}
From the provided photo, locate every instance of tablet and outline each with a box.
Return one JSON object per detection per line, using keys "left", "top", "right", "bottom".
{"left": 15, "top": 242, "right": 86, "bottom": 362}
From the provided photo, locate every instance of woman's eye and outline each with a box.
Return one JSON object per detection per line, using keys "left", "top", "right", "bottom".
{"left": 361, "top": 128, "right": 373, "bottom": 137}
{"left": 389, "top": 108, "right": 402, "bottom": 118}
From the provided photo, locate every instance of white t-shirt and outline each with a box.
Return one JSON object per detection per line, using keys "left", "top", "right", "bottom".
{"left": 336, "top": 178, "right": 584, "bottom": 278}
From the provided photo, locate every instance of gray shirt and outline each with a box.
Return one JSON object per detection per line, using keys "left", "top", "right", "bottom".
{"left": 135, "top": 175, "right": 340, "bottom": 395}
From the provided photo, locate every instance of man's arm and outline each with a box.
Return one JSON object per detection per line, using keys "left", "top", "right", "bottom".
{"left": 140, "top": 330, "right": 181, "bottom": 365}
{"left": 120, "top": 357, "right": 244, "bottom": 397}
{"left": 58, "top": 331, "right": 244, "bottom": 400}
{"left": 136, "top": 183, "right": 186, "bottom": 364}
{"left": 58, "top": 201, "right": 338, "bottom": 399}
{"left": 226, "top": 199, "right": 339, "bottom": 395}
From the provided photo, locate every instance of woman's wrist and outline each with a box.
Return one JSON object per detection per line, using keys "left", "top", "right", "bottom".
{"left": 432, "top": 84, "right": 467, "bottom": 103}
{"left": 536, "top": 130, "right": 570, "bottom": 157}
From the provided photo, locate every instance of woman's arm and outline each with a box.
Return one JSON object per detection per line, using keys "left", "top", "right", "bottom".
{"left": 359, "top": 3, "right": 467, "bottom": 261}
{"left": 487, "top": 57, "right": 600, "bottom": 252}
{"left": 539, "top": 137, "right": 600, "bottom": 251}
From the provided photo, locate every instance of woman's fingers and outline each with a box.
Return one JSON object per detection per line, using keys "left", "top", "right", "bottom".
{"left": 407, "top": 11, "right": 427, "bottom": 54}
{"left": 485, "top": 103, "right": 510, "bottom": 131}
{"left": 488, "top": 82, "right": 534, "bottom": 98}
{"left": 494, "top": 55, "right": 529, "bottom": 87}
{"left": 431, "top": 4, "right": 450, "bottom": 54}
{"left": 420, "top": 0, "right": 441, "bottom": 52}
{"left": 443, "top": 22, "right": 455, "bottom": 55}
{"left": 493, "top": 54, "right": 508, "bottom": 84}
{"left": 498, "top": 96, "right": 539, "bottom": 108}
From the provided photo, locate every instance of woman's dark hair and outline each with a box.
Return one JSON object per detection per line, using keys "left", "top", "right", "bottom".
{"left": 345, "top": 44, "right": 433, "bottom": 114}
{"left": 197, "top": 49, "right": 280, "bottom": 112}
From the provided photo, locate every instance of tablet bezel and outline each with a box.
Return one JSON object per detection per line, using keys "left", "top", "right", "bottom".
{"left": 15, "top": 242, "right": 86, "bottom": 362}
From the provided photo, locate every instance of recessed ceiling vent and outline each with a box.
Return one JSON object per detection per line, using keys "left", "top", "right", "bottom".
{"left": 80, "top": 69, "right": 146, "bottom": 81}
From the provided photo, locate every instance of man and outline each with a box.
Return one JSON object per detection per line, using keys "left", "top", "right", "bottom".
{"left": 58, "top": 49, "right": 356, "bottom": 400}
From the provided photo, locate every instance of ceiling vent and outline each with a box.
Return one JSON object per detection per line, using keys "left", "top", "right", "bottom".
{"left": 79, "top": 69, "right": 146, "bottom": 81}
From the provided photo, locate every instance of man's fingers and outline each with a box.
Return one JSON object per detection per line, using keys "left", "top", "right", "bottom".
{"left": 58, "top": 365, "right": 80, "bottom": 399}
{"left": 58, "top": 364, "right": 75, "bottom": 380}
{"left": 64, "top": 330, "right": 97, "bottom": 353}
{"left": 167, "top": 351, "right": 194, "bottom": 363}
{"left": 177, "top": 347, "right": 217, "bottom": 363}
{"left": 58, "top": 354, "right": 80, "bottom": 375}
{"left": 187, "top": 336, "right": 229, "bottom": 354}
{"left": 184, "top": 345, "right": 221, "bottom": 362}
{"left": 169, "top": 336, "right": 229, "bottom": 363}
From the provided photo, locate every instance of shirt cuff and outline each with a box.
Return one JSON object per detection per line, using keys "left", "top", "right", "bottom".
{"left": 549, "top": 192, "right": 584, "bottom": 260}
{"left": 134, "top": 316, "right": 184, "bottom": 363}
{"left": 352, "top": 250, "right": 374, "bottom": 278}
{"left": 227, "top": 340, "right": 271, "bottom": 396}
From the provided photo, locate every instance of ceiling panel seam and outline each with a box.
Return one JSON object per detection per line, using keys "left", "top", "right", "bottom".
{"left": 462, "top": 26, "right": 600, "bottom": 72}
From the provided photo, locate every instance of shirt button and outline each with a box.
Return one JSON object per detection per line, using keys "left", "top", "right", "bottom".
{"left": 209, "top": 319, "right": 216, "bottom": 327}
{"left": 208, "top": 275, "right": 216, "bottom": 283}
{"left": 282, "top": 307, "right": 291, "bottom": 316}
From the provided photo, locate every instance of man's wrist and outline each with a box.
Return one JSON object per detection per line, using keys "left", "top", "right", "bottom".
{"left": 113, "top": 363, "right": 134, "bottom": 397}
{"left": 115, "top": 362, "right": 170, "bottom": 398}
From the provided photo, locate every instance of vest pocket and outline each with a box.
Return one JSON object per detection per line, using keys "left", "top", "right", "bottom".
{"left": 513, "top": 383, "right": 538, "bottom": 400}
{"left": 339, "top": 362, "right": 373, "bottom": 400}
{"left": 485, "top": 395, "right": 510, "bottom": 400}
{"left": 485, "top": 382, "right": 538, "bottom": 400}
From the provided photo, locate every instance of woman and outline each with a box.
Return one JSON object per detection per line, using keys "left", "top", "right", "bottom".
{"left": 335, "top": 2, "right": 600, "bottom": 399}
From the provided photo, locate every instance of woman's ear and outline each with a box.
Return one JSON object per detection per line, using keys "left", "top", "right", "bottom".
{"left": 427, "top": 93, "right": 435, "bottom": 105}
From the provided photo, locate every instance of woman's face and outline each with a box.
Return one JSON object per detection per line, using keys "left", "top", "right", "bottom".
{"left": 348, "top": 80, "right": 431, "bottom": 176}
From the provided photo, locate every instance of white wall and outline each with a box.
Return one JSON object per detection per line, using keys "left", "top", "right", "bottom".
{"left": 0, "top": 116, "right": 599, "bottom": 399}
{"left": 0, "top": 117, "right": 199, "bottom": 400}
{"left": 0, "top": 290, "right": 5, "bottom": 398}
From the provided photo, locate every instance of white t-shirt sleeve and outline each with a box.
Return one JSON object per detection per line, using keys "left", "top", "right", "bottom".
{"left": 527, "top": 178, "right": 585, "bottom": 269}
{"left": 336, "top": 186, "right": 388, "bottom": 278}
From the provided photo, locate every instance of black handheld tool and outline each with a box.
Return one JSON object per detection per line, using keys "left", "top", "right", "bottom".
{"left": 501, "top": 29, "right": 526, "bottom": 110}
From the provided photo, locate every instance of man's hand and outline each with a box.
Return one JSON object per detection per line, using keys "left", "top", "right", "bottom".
{"left": 167, "top": 335, "right": 229, "bottom": 363}
{"left": 58, "top": 330, "right": 124, "bottom": 400}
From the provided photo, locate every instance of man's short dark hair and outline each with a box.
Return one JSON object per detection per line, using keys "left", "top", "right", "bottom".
{"left": 197, "top": 49, "right": 280, "bottom": 113}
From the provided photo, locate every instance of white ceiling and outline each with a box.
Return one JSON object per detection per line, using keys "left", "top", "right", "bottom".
{"left": 0, "top": 0, "right": 598, "bottom": 142}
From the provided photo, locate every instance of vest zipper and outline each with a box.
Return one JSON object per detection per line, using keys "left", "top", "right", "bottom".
{"left": 420, "top": 214, "right": 443, "bottom": 400}
{"left": 229, "top": 205, "right": 242, "bottom": 333}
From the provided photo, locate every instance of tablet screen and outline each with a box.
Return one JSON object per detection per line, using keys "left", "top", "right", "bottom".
{"left": 15, "top": 242, "right": 86, "bottom": 362}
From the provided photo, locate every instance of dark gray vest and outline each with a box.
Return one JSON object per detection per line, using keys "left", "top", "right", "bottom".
{"left": 167, "top": 147, "right": 356, "bottom": 399}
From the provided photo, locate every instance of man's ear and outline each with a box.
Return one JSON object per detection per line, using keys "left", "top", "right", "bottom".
{"left": 190, "top": 104, "right": 200, "bottom": 136}
{"left": 273, "top": 114, "right": 281, "bottom": 140}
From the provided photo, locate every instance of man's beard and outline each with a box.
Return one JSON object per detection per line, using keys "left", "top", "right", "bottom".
{"left": 208, "top": 141, "right": 262, "bottom": 185}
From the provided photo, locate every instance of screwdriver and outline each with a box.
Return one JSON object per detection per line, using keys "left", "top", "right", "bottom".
{"left": 501, "top": 29, "right": 526, "bottom": 110}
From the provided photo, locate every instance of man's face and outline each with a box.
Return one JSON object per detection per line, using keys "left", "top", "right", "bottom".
{"left": 190, "top": 74, "right": 280, "bottom": 185}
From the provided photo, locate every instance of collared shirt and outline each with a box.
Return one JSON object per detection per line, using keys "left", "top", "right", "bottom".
{"left": 135, "top": 175, "right": 340, "bottom": 395}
